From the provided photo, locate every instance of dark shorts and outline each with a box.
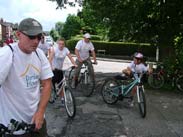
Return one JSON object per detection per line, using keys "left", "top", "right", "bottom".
{"left": 52, "top": 69, "right": 63, "bottom": 84}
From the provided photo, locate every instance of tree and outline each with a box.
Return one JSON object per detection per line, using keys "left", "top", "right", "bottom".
{"left": 48, "top": 0, "right": 83, "bottom": 9}
{"left": 61, "top": 14, "right": 84, "bottom": 39}
{"left": 50, "top": 29, "right": 59, "bottom": 41}
{"left": 55, "top": 22, "right": 64, "bottom": 36}
{"left": 49, "top": 0, "right": 183, "bottom": 45}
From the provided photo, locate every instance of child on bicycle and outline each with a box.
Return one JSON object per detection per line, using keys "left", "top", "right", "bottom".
{"left": 121, "top": 52, "right": 152, "bottom": 107}
{"left": 49, "top": 38, "right": 77, "bottom": 104}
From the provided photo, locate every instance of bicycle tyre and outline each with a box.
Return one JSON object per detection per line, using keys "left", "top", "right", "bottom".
{"left": 101, "top": 78, "right": 119, "bottom": 104}
{"left": 137, "top": 86, "right": 146, "bottom": 118}
{"left": 49, "top": 83, "right": 56, "bottom": 104}
{"left": 80, "top": 72, "right": 95, "bottom": 97}
{"left": 148, "top": 73, "right": 164, "bottom": 89}
{"left": 68, "top": 67, "right": 75, "bottom": 89}
{"left": 176, "top": 75, "right": 183, "bottom": 92}
{"left": 64, "top": 87, "right": 76, "bottom": 118}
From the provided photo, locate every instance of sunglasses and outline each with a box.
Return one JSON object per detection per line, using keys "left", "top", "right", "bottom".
{"left": 21, "top": 32, "right": 42, "bottom": 41}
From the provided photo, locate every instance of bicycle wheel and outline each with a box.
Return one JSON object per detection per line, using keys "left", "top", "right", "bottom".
{"left": 49, "top": 83, "right": 56, "bottom": 104}
{"left": 176, "top": 75, "right": 183, "bottom": 92}
{"left": 64, "top": 87, "right": 76, "bottom": 118}
{"left": 137, "top": 86, "right": 146, "bottom": 118}
{"left": 80, "top": 72, "right": 95, "bottom": 97}
{"left": 148, "top": 73, "right": 164, "bottom": 89}
{"left": 101, "top": 78, "right": 119, "bottom": 104}
{"left": 68, "top": 67, "right": 75, "bottom": 89}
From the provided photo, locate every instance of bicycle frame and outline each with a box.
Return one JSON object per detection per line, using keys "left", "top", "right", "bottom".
{"left": 80, "top": 65, "right": 89, "bottom": 84}
{"left": 110, "top": 73, "right": 143, "bottom": 97}
{"left": 54, "top": 75, "right": 66, "bottom": 96}
{"left": 102, "top": 72, "right": 146, "bottom": 118}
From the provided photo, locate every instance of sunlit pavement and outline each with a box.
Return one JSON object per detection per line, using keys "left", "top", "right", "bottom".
{"left": 46, "top": 57, "right": 183, "bottom": 137}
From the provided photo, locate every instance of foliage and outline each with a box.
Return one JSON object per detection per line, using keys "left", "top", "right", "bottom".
{"left": 66, "top": 39, "right": 156, "bottom": 59}
{"left": 49, "top": 0, "right": 183, "bottom": 46}
{"left": 50, "top": 29, "right": 60, "bottom": 41}
{"left": 61, "top": 14, "right": 84, "bottom": 39}
{"left": 161, "top": 35, "right": 183, "bottom": 75}
{"left": 48, "top": 0, "right": 83, "bottom": 9}
{"left": 174, "top": 35, "right": 183, "bottom": 67}
{"left": 55, "top": 22, "right": 64, "bottom": 36}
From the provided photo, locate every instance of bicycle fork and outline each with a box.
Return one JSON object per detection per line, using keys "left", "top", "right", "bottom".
{"left": 84, "top": 66, "right": 89, "bottom": 84}
{"left": 136, "top": 85, "right": 144, "bottom": 103}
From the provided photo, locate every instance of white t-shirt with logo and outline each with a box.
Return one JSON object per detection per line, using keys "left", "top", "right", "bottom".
{"left": 52, "top": 46, "right": 70, "bottom": 70}
{"left": 128, "top": 61, "right": 148, "bottom": 73}
{"left": 38, "top": 41, "right": 51, "bottom": 55}
{"left": 0, "top": 43, "right": 53, "bottom": 128}
{"left": 75, "top": 40, "right": 94, "bottom": 60}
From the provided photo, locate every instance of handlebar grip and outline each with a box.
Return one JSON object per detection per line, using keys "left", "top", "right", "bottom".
{"left": 10, "top": 119, "right": 35, "bottom": 132}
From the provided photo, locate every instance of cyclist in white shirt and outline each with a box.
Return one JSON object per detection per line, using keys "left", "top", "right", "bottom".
{"left": 49, "top": 38, "right": 77, "bottom": 98}
{"left": 38, "top": 35, "right": 52, "bottom": 57}
{"left": 0, "top": 18, "right": 53, "bottom": 137}
{"left": 72, "top": 33, "right": 97, "bottom": 88}
{"left": 122, "top": 52, "right": 152, "bottom": 107}
{"left": 123, "top": 52, "right": 148, "bottom": 75}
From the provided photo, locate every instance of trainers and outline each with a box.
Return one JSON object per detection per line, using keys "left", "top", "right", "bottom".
{"left": 129, "top": 100, "right": 134, "bottom": 107}
{"left": 71, "top": 80, "right": 76, "bottom": 89}
{"left": 127, "top": 98, "right": 134, "bottom": 107}
{"left": 61, "top": 97, "right": 65, "bottom": 107}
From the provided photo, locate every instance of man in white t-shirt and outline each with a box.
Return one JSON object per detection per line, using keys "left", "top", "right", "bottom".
{"left": 38, "top": 35, "right": 51, "bottom": 57}
{"left": 0, "top": 18, "right": 53, "bottom": 137}
{"left": 72, "top": 33, "right": 97, "bottom": 88}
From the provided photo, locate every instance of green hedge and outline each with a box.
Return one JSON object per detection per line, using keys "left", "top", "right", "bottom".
{"left": 66, "top": 39, "right": 156, "bottom": 58}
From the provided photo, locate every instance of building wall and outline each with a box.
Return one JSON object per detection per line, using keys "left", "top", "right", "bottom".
{"left": 2, "top": 25, "right": 7, "bottom": 40}
{"left": 0, "top": 24, "right": 2, "bottom": 40}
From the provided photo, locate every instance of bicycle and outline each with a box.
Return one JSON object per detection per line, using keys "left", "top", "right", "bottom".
{"left": 49, "top": 67, "right": 76, "bottom": 118}
{"left": 0, "top": 119, "right": 35, "bottom": 137}
{"left": 147, "top": 63, "right": 164, "bottom": 89}
{"left": 68, "top": 61, "right": 96, "bottom": 97}
{"left": 101, "top": 72, "right": 146, "bottom": 118}
{"left": 148, "top": 63, "right": 183, "bottom": 92}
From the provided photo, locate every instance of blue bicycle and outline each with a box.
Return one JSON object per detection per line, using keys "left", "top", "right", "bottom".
{"left": 101, "top": 72, "right": 146, "bottom": 118}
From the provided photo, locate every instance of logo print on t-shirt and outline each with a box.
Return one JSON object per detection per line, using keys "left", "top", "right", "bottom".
{"left": 82, "top": 45, "right": 90, "bottom": 51}
{"left": 20, "top": 64, "right": 40, "bottom": 88}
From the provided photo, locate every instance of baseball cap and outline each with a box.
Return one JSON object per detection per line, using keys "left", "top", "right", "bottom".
{"left": 134, "top": 52, "right": 143, "bottom": 59}
{"left": 83, "top": 33, "right": 91, "bottom": 39}
{"left": 18, "top": 18, "right": 43, "bottom": 36}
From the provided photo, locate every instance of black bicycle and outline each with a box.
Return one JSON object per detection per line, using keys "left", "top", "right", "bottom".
{"left": 0, "top": 119, "right": 35, "bottom": 137}
{"left": 68, "top": 61, "right": 96, "bottom": 97}
{"left": 49, "top": 67, "right": 76, "bottom": 118}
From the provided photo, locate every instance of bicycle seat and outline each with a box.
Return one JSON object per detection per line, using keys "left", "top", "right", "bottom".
{"left": 114, "top": 75, "right": 128, "bottom": 80}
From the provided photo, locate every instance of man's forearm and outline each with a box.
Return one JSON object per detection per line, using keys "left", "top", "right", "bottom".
{"left": 75, "top": 49, "right": 82, "bottom": 61}
{"left": 37, "top": 79, "right": 52, "bottom": 114}
{"left": 92, "top": 51, "right": 97, "bottom": 62}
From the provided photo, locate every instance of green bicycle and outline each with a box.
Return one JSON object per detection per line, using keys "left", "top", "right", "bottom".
{"left": 101, "top": 72, "right": 146, "bottom": 118}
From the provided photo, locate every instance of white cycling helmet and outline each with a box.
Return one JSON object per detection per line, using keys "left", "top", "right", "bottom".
{"left": 134, "top": 52, "right": 143, "bottom": 59}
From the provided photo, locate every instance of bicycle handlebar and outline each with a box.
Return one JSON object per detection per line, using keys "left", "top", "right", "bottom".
{"left": 132, "top": 71, "right": 146, "bottom": 79}
{"left": 0, "top": 119, "right": 35, "bottom": 135}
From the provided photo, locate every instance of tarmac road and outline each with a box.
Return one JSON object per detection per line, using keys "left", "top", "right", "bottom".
{"left": 45, "top": 58, "right": 183, "bottom": 137}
